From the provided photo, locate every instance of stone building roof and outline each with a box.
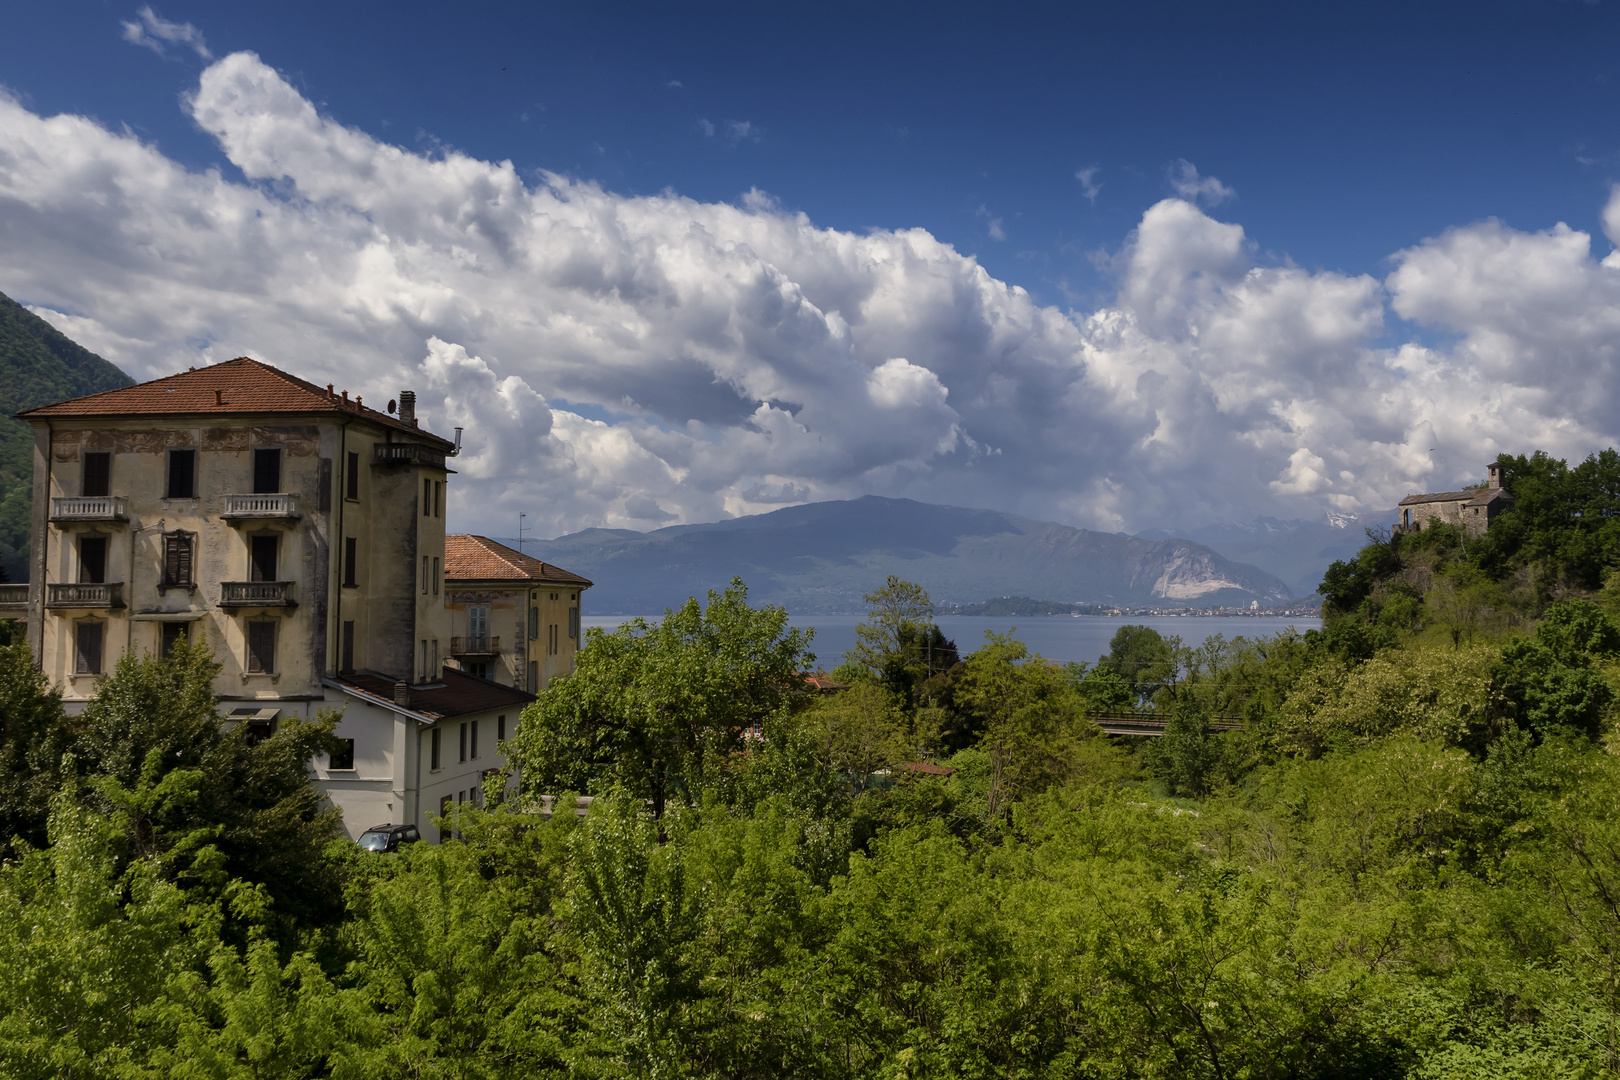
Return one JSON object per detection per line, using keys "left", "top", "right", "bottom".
{"left": 17, "top": 356, "right": 455, "bottom": 449}
{"left": 330, "top": 666, "right": 534, "bottom": 721}
{"left": 444, "top": 534, "right": 593, "bottom": 588}
{"left": 1399, "top": 486, "right": 1515, "bottom": 508}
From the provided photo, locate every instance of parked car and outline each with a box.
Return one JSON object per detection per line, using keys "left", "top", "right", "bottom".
{"left": 357, "top": 822, "right": 421, "bottom": 853}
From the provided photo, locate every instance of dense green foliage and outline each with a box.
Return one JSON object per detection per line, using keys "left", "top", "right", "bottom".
{"left": 12, "top": 514, "right": 1620, "bottom": 1073}
{"left": 0, "top": 291, "right": 133, "bottom": 582}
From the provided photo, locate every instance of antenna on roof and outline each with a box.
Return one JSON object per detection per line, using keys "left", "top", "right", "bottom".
{"left": 518, "top": 513, "right": 527, "bottom": 555}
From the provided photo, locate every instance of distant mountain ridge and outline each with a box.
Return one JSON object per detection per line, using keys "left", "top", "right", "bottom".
{"left": 1136, "top": 510, "right": 1395, "bottom": 597}
{"left": 530, "top": 496, "right": 1293, "bottom": 614}
{"left": 0, "top": 294, "right": 133, "bottom": 581}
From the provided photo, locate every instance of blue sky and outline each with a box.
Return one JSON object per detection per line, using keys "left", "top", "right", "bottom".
{"left": 10, "top": 1, "right": 1619, "bottom": 307}
{"left": 2, "top": 1, "right": 1619, "bottom": 536}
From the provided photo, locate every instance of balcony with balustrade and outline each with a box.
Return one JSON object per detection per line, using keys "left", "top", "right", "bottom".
{"left": 45, "top": 582, "right": 125, "bottom": 610}
{"left": 220, "top": 493, "right": 301, "bottom": 523}
{"left": 449, "top": 635, "right": 500, "bottom": 657}
{"left": 374, "top": 443, "right": 446, "bottom": 469}
{"left": 219, "top": 581, "right": 298, "bottom": 608}
{"left": 49, "top": 496, "right": 128, "bottom": 524}
{"left": 0, "top": 583, "right": 29, "bottom": 615}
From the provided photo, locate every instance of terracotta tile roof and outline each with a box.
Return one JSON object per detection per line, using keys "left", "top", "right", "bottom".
{"left": 17, "top": 356, "right": 455, "bottom": 449}
{"left": 444, "top": 534, "right": 593, "bottom": 588}
{"left": 331, "top": 666, "right": 535, "bottom": 721}
{"left": 1400, "top": 486, "right": 1516, "bottom": 507}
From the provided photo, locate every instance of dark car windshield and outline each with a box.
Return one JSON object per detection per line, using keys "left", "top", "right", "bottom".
{"left": 358, "top": 831, "right": 392, "bottom": 852}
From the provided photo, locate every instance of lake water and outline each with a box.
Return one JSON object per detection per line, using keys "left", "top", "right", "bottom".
{"left": 582, "top": 614, "right": 1321, "bottom": 668}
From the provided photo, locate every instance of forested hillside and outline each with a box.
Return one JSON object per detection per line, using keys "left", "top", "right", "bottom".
{"left": 8, "top": 454, "right": 1620, "bottom": 1075}
{"left": 0, "top": 293, "right": 133, "bottom": 581}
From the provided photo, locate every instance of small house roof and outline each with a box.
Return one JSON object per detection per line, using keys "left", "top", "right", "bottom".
{"left": 17, "top": 357, "right": 455, "bottom": 449}
{"left": 444, "top": 534, "right": 593, "bottom": 588}
{"left": 330, "top": 666, "right": 535, "bottom": 722}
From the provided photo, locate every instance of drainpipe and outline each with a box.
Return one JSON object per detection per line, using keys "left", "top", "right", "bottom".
{"left": 30, "top": 421, "right": 54, "bottom": 662}
{"left": 333, "top": 416, "right": 351, "bottom": 674}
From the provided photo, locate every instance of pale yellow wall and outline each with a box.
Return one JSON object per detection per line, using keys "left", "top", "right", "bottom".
{"left": 445, "top": 583, "right": 585, "bottom": 691}
{"left": 30, "top": 415, "right": 451, "bottom": 704}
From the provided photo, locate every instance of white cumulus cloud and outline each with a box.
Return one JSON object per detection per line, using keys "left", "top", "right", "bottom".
{"left": 121, "top": 6, "right": 212, "bottom": 60}
{"left": 0, "top": 51, "right": 1616, "bottom": 544}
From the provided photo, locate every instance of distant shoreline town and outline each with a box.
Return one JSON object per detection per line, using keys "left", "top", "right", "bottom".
{"left": 938, "top": 595, "right": 1322, "bottom": 619}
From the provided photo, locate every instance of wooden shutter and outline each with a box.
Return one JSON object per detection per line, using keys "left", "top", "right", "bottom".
{"left": 76, "top": 622, "right": 103, "bottom": 674}
{"left": 164, "top": 533, "right": 193, "bottom": 588}
{"left": 247, "top": 621, "right": 275, "bottom": 673}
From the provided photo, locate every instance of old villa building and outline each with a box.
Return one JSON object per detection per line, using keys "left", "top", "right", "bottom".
{"left": 443, "top": 534, "right": 591, "bottom": 693}
{"left": 1, "top": 357, "right": 590, "bottom": 843}
{"left": 1397, "top": 460, "right": 1516, "bottom": 539}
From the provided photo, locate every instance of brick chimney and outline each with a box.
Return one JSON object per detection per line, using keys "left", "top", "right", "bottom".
{"left": 394, "top": 681, "right": 410, "bottom": 707}
{"left": 398, "top": 390, "right": 416, "bottom": 426}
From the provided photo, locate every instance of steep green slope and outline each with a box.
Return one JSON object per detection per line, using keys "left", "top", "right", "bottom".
{"left": 0, "top": 293, "right": 133, "bottom": 582}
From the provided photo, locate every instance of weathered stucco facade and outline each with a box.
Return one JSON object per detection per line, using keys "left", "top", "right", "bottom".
{"left": 443, "top": 534, "right": 592, "bottom": 693}
{"left": 9, "top": 358, "right": 536, "bottom": 842}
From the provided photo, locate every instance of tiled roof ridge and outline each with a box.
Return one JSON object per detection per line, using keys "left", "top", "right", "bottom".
{"left": 444, "top": 533, "right": 593, "bottom": 587}
{"left": 17, "top": 356, "right": 454, "bottom": 448}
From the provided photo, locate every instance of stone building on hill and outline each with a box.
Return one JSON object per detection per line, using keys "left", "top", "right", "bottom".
{"left": 1397, "top": 461, "right": 1515, "bottom": 539}
{"left": 443, "top": 534, "right": 591, "bottom": 693}
{"left": 0, "top": 357, "right": 583, "bottom": 842}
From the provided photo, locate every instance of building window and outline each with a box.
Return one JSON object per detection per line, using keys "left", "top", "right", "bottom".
{"left": 341, "top": 620, "right": 355, "bottom": 674}
{"left": 167, "top": 449, "right": 196, "bottom": 499}
{"left": 247, "top": 621, "right": 276, "bottom": 674}
{"left": 160, "top": 621, "right": 188, "bottom": 658}
{"left": 345, "top": 451, "right": 360, "bottom": 501}
{"left": 253, "top": 447, "right": 282, "bottom": 494}
{"left": 344, "top": 537, "right": 358, "bottom": 587}
{"left": 82, "top": 452, "right": 110, "bottom": 497}
{"left": 549, "top": 624, "right": 559, "bottom": 656}
{"left": 430, "top": 727, "right": 441, "bottom": 770}
{"left": 469, "top": 605, "right": 488, "bottom": 646}
{"left": 421, "top": 555, "right": 429, "bottom": 595}
{"left": 528, "top": 607, "right": 539, "bottom": 640}
{"left": 440, "top": 794, "right": 452, "bottom": 843}
{"left": 419, "top": 639, "right": 428, "bottom": 680}
{"left": 459, "top": 722, "right": 467, "bottom": 762}
{"left": 529, "top": 660, "right": 539, "bottom": 692}
{"left": 75, "top": 620, "right": 104, "bottom": 675}
{"left": 465, "top": 661, "right": 490, "bottom": 680}
{"left": 432, "top": 557, "right": 440, "bottom": 596}
{"left": 431, "top": 639, "right": 438, "bottom": 676}
{"left": 330, "top": 739, "right": 355, "bottom": 770}
{"left": 569, "top": 605, "right": 579, "bottom": 640}
{"left": 423, "top": 477, "right": 432, "bottom": 516}
{"left": 162, "top": 532, "right": 195, "bottom": 590}
{"left": 470, "top": 719, "right": 479, "bottom": 759}
{"left": 497, "top": 714, "right": 506, "bottom": 742}
{"left": 79, "top": 536, "right": 107, "bottom": 584}
{"left": 250, "top": 535, "right": 278, "bottom": 582}
{"left": 434, "top": 481, "right": 442, "bottom": 517}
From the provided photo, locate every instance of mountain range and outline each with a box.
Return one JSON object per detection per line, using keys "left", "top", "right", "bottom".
{"left": 0, "top": 292, "right": 133, "bottom": 582}
{"left": 1134, "top": 510, "right": 1393, "bottom": 597}
{"left": 527, "top": 496, "right": 1295, "bottom": 614}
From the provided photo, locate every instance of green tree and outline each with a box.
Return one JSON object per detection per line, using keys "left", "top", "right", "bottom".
{"left": 804, "top": 681, "right": 910, "bottom": 794}
{"left": 957, "top": 632, "right": 1093, "bottom": 820}
{"left": 0, "top": 640, "right": 71, "bottom": 854}
{"left": 512, "top": 578, "right": 814, "bottom": 818}
{"left": 70, "top": 640, "right": 347, "bottom": 932}
{"left": 1096, "top": 624, "right": 1178, "bottom": 706}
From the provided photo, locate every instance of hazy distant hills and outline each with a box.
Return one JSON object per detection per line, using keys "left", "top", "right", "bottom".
{"left": 1135, "top": 510, "right": 1395, "bottom": 597}
{"left": 0, "top": 293, "right": 133, "bottom": 582}
{"left": 531, "top": 496, "right": 1294, "bottom": 614}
